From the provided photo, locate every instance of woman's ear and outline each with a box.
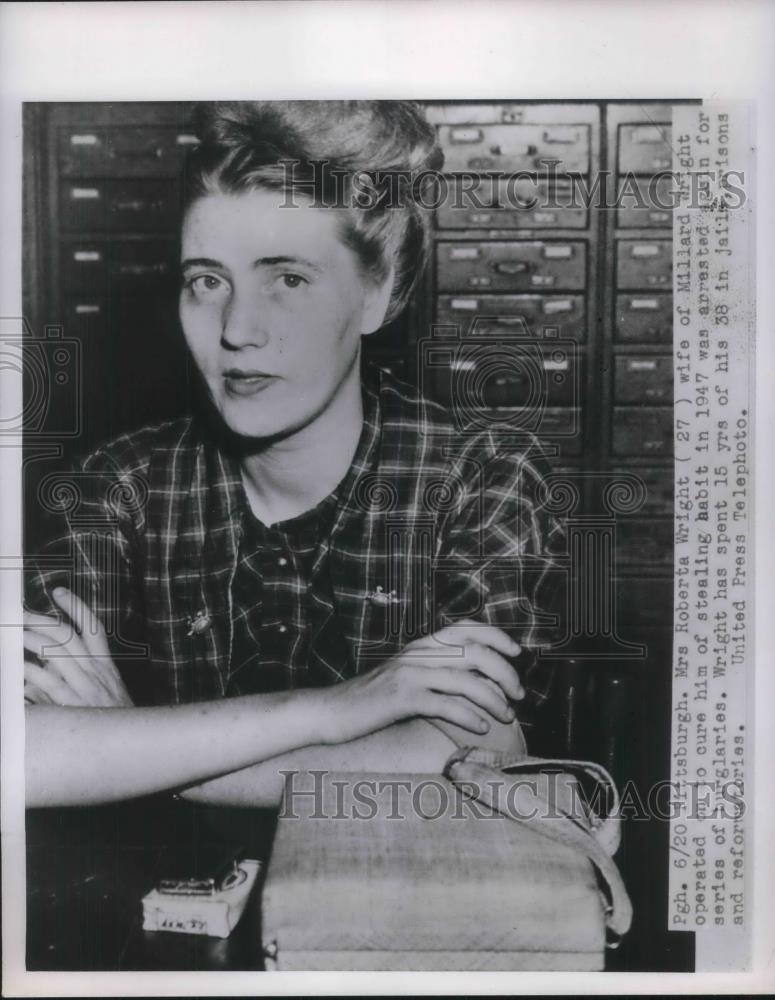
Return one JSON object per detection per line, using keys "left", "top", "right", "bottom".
{"left": 361, "top": 267, "right": 395, "bottom": 336}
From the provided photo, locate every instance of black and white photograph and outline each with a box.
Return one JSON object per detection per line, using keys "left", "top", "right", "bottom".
{"left": 1, "top": 2, "right": 772, "bottom": 995}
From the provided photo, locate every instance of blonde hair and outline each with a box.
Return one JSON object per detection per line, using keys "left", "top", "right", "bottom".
{"left": 183, "top": 101, "right": 444, "bottom": 324}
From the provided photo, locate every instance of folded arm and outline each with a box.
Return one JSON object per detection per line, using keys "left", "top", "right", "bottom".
{"left": 25, "top": 600, "right": 524, "bottom": 808}
{"left": 178, "top": 715, "right": 527, "bottom": 808}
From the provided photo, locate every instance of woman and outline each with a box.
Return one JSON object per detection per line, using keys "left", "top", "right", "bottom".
{"left": 24, "top": 101, "right": 563, "bottom": 807}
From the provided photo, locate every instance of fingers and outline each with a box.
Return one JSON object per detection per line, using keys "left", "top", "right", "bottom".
{"left": 24, "top": 624, "right": 94, "bottom": 675}
{"left": 402, "top": 641, "right": 523, "bottom": 702}
{"left": 415, "top": 665, "right": 514, "bottom": 724}
{"left": 24, "top": 662, "right": 85, "bottom": 707}
{"left": 427, "top": 620, "right": 522, "bottom": 660}
{"left": 422, "top": 692, "right": 492, "bottom": 735}
{"left": 25, "top": 596, "right": 133, "bottom": 707}
{"left": 51, "top": 588, "right": 110, "bottom": 659}
{"left": 24, "top": 677, "right": 54, "bottom": 705}
{"left": 25, "top": 631, "right": 104, "bottom": 703}
{"left": 463, "top": 644, "right": 525, "bottom": 701}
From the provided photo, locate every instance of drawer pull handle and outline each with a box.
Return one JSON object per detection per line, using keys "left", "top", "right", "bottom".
{"left": 494, "top": 261, "right": 528, "bottom": 275}
{"left": 648, "top": 210, "right": 671, "bottom": 223}
{"left": 543, "top": 359, "right": 569, "bottom": 371}
{"left": 121, "top": 147, "right": 164, "bottom": 161}
{"left": 628, "top": 360, "right": 658, "bottom": 371}
{"left": 542, "top": 129, "right": 580, "bottom": 144}
{"left": 533, "top": 211, "right": 557, "bottom": 224}
{"left": 176, "top": 133, "right": 200, "bottom": 146}
{"left": 75, "top": 304, "right": 101, "bottom": 315}
{"left": 112, "top": 200, "right": 165, "bottom": 213}
{"left": 629, "top": 297, "right": 659, "bottom": 310}
{"left": 647, "top": 275, "right": 670, "bottom": 285}
{"left": 70, "top": 187, "right": 100, "bottom": 200}
{"left": 70, "top": 134, "right": 98, "bottom": 146}
{"left": 450, "top": 247, "right": 480, "bottom": 260}
{"left": 469, "top": 212, "right": 493, "bottom": 224}
{"left": 117, "top": 263, "right": 168, "bottom": 276}
{"left": 631, "top": 244, "right": 661, "bottom": 257}
{"left": 451, "top": 359, "right": 477, "bottom": 372}
{"left": 449, "top": 298, "right": 479, "bottom": 311}
{"left": 485, "top": 315, "right": 526, "bottom": 325}
{"left": 543, "top": 298, "right": 573, "bottom": 314}
{"left": 542, "top": 245, "right": 573, "bottom": 259}
{"left": 74, "top": 251, "right": 101, "bottom": 262}
{"left": 449, "top": 128, "right": 484, "bottom": 144}
{"left": 629, "top": 125, "right": 669, "bottom": 145}
{"left": 651, "top": 158, "right": 671, "bottom": 169}
{"left": 469, "top": 277, "right": 492, "bottom": 287}
{"left": 530, "top": 275, "right": 556, "bottom": 287}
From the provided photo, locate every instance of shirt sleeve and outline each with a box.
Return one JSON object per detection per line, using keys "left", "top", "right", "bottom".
{"left": 431, "top": 439, "right": 567, "bottom": 731}
{"left": 24, "top": 446, "right": 153, "bottom": 704}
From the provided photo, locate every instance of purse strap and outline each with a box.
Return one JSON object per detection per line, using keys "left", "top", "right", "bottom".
{"left": 443, "top": 745, "right": 633, "bottom": 939}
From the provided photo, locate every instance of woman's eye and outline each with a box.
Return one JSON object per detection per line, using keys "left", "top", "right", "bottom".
{"left": 280, "top": 273, "right": 307, "bottom": 289}
{"left": 187, "top": 274, "right": 227, "bottom": 297}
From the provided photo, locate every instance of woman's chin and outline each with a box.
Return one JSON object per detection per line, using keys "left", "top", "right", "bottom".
{"left": 216, "top": 399, "right": 289, "bottom": 442}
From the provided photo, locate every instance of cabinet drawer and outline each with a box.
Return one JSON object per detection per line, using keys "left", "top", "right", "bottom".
{"left": 474, "top": 407, "right": 583, "bottom": 458}
{"left": 617, "top": 519, "right": 673, "bottom": 569}
{"left": 614, "top": 355, "right": 673, "bottom": 404}
{"left": 58, "top": 125, "right": 199, "bottom": 177}
{"left": 615, "top": 576, "right": 673, "bottom": 628}
{"left": 615, "top": 294, "right": 672, "bottom": 343}
{"left": 611, "top": 467, "right": 674, "bottom": 517}
{"left": 612, "top": 407, "right": 673, "bottom": 457}
{"left": 437, "top": 124, "right": 590, "bottom": 174}
{"left": 617, "top": 123, "right": 672, "bottom": 175}
{"left": 64, "top": 298, "right": 109, "bottom": 336}
{"left": 60, "top": 240, "right": 178, "bottom": 293}
{"left": 616, "top": 176, "right": 674, "bottom": 228}
{"left": 431, "top": 404, "right": 582, "bottom": 457}
{"left": 615, "top": 239, "right": 672, "bottom": 290}
{"left": 437, "top": 241, "right": 586, "bottom": 292}
{"left": 436, "top": 294, "right": 586, "bottom": 341}
{"left": 59, "top": 180, "right": 179, "bottom": 232}
{"left": 436, "top": 178, "right": 587, "bottom": 229}
{"left": 425, "top": 343, "right": 580, "bottom": 409}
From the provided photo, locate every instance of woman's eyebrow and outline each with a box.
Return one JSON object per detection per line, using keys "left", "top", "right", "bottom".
{"left": 180, "top": 254, "right": 325, "bottom": 273}
{"left": 253, "top": 255, "right": 324, "bottom": 273}
{"left": 180, "top": 257, "right": 224, "bottom": 271}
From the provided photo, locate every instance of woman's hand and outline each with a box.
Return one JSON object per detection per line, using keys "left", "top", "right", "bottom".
{"left": 317, "top": 619, "right": 524, "bottom": 745}
{"left": 24, "top": 588, "right": 134, "bottom": 708}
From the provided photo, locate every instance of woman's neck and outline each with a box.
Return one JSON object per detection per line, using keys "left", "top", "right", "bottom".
{"left": 239, "top": 370, "right": 364, "bottom": 526}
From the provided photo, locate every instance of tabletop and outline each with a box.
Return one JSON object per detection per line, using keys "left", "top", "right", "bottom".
{"left": 25, "top": 796, "right": 277, "bottom": 971}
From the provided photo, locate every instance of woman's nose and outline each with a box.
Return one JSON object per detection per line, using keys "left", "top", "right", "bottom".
{"left": 220, "top": 290, "right": 269, "bottom": 350}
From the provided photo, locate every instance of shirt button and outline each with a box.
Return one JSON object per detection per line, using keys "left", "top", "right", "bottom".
{"left": 277, "top": 556, "right": 288, "bottom": 567}
{"left": 277, "top": 624, "right": 288, "bottom": 634}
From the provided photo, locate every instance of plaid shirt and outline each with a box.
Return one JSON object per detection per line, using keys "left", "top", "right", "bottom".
{"left": 26, "top": 367, "right": 566, "bottom": 727}
{"left": 227, "top": 487, "right": 348, "bottom": 696}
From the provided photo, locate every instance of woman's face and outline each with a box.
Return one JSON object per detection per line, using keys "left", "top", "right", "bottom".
{"left": 179, "top": 188, "right": 390, "bottom": 440}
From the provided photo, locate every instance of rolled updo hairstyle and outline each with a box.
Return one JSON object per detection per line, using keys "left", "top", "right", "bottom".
{"left": 182, "top": 101, "right": 444, "bottom": 325}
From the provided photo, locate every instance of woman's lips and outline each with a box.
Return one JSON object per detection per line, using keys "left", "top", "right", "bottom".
{"left": 223, "top": 372, "right": 278, "bottom": 397}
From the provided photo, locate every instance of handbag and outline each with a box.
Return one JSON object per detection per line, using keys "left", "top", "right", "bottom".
{"left": 442, "top": 743, "right": 633, "bottom": 940}
{"left": 261, "top": 724, "right": 633, "bottom": 969}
